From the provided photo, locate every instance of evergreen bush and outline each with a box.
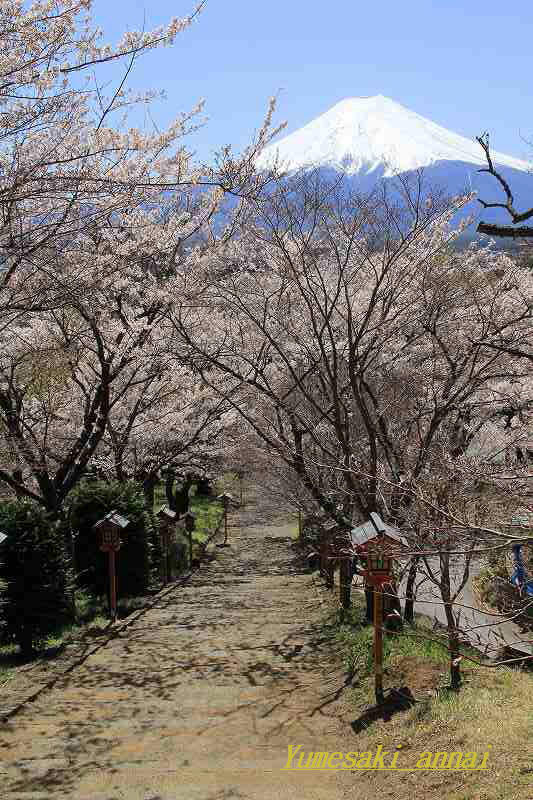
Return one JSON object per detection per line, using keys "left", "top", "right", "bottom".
{"left": 0, "top": 500, "right": 73, "bottom": 655}
{"left": 67, "top": 480, "right": 154, "bottom": 598}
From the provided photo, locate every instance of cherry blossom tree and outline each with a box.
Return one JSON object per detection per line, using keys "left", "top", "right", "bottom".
{"left": 99, "top": 363, "right": 234, "bottom": 510}
{"left": 0, "top": 2, "right": 284, "bottom": 313}
{"left": 169, "top": 172, "right": 530, "bottom": 523}
{"left": 0, "top": 0, "right": 285, "bottom": 513}
{"left": 164, "top": 171, "right": 532, "bottom": 681}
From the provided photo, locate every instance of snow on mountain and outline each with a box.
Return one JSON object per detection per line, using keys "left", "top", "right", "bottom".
{"left": 257, "top": 95, "right": 529, "bottom": 176}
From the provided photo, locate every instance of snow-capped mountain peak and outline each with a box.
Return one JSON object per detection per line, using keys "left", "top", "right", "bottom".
{"left": 257, "top": 95, "right": 529, "bottom": 176}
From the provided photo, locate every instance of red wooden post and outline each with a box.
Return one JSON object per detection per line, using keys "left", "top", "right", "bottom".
{"left": 373, "top": 584, "right": 384, "bottom": 703}
{"left": 109, "top": 549, "right": 117, "bottom": 623}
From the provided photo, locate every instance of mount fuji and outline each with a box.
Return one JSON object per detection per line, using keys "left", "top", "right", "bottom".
{"left": 256, "top": 95, "right": 532, "bottom": 232}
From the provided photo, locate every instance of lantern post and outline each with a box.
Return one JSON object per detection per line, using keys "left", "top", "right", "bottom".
{"left": 351, "top": 512, "right": 407, "bottom": 705}
{"left": 93, "top": 511, "right": 130, "bottom": 623}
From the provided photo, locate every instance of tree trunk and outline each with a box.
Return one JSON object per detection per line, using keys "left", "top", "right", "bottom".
{"left": 19, "top": 626, "right": 34, "bottom": 659}
{"left": 165, "top": 472, "right": 193, "bottom": 514}
{"left": 440, "top": 550, "right": 462, "bottom": 690}
{"left": 165, "top": 471, "right": 176, "bottom": 511}
{"left": 196, "top": 477, "right": 212, "bottom": 497}
{"left": 143, "top": 477, "right": 156, "bottom": 511}
{"left": 175, "top": 478, "right": 193, "bottom": 515}
{"left": 444, "top": 601, "right": 462, "bottom": 689}
{"left": 12, "top": 469, "right": 24, "bottom": 497}
{"left": 339, "top": 557, "right": 352, "bottom": 608}
{"left": 403, "top": 556, "right": 419, "bottom": 623}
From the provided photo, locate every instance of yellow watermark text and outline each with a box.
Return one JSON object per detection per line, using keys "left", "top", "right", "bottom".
{"left": 282, "top": 744, "right": 492, "bottom": 771}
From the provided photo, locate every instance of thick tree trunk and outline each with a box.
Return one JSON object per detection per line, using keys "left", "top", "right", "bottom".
{"left": 19, "top": 626, "right": 34, "bottom": 659}
{"left": 196, "top": 477, "right": 212, "bottom": 497}
{"left": 175, "top": 478, "right": 193, "bottom": 515}
{"left": 403, "top": 556, "right": 419, "bottom": 623}
{"left": 165, "top": 471, "right": 193, "bottom": 515}
{"left": 339, "top": 557, "right": 352, "bottom": 609}
{"left": 143, "top": 477, "right": 156, "bottom": 511}
{"left": 440, "top": 550, "right": 462, "bottom": 689}
{"left": 444, "top": 601, "right": 462, "bottom": 689}
{"left": 12, "top": 469, "right": 24, "bottom": 497}
{"left": 165, "top": 471, "right": 176, "bottom": 511}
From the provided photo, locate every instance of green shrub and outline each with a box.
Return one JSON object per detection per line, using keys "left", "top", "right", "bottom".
{"left": 0, "top": 500, "right": 74, "bottom": 655}
{"left": 67, "top": 480, "right": 153, "bottom": 598}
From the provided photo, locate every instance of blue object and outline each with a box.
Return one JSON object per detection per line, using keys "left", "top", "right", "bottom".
{"left": 510, "top": 542, "right": 533, "bottom": 594}
{"left": 511, "top": 566, "right": 526, "bottom": 586}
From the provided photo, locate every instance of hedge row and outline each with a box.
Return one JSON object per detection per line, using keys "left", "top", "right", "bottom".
{"left": 0, "top": 479, "right": 160, "bottom": 655}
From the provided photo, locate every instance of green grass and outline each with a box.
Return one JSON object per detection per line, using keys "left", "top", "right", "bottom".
{"left": 190, "top": 495, "right": 224, "bottom": 546}
{"left": 327, "top": 597, "right": 494, "bottom": 693}
{"left": 153, "top": 479, "right": 225, "bottom": 559}
{"left": 329, "top": 602, "right": 449, "bottom": 682}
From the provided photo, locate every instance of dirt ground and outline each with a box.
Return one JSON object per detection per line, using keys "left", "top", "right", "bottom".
{"left": 0, "top": 489, "right": 357, "bottom": 800}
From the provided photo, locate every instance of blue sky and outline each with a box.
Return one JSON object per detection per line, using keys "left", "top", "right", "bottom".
{"left": 92, "top": 0, "right": 533, "bottom": 164}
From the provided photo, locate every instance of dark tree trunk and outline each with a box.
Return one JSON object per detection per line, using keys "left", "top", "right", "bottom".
{"left": 403, "top": 556, "right": 420, "bottom": 624}
{"left": 143, "top": 477, "right": 156, "bottom": 511}
{"left": 339, "top": 557, "right": 352, "bottom": 609}
{"left": 12, "top": 469, "right": 24, "bottom": 497}
{"left": 19, "top": 626, "right": 34, "bottom": 659}
{"left": 175, "top": 478, "right": 193, "bottom": 515}
{"left": 165, "top": 471, "right": 176, "bottom": 511}
{"left": 440, "top": 550, "right": 462, "bottom": 690}
{"left": 165, "top": 471, "right": 193, "bottom": 515}
{"left": 320, "top": 531, "right": 335, "bottom": 589}
{"left": 444, "top": 601, "right": 462, "bottom": 689}
{"left": 196, "top": 477, "right": 212, "bottom": 497}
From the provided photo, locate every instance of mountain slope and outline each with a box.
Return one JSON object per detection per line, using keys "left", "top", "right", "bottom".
{"left": 257, "top": 95, "right": 527, "bottom": 175}
{"left": 257, "top": 96, "right": 531, "bottom": 229}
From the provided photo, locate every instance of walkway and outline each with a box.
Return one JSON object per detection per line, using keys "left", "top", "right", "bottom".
{"left": 0, "top": 492, "right": 352, "bottom": 799}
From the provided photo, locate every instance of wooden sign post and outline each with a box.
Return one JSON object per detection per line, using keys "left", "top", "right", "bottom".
{"left": 93, "top": 511, "right": 130, "bottom": 623}
{"left": 108, "top": 548, "right": 117, "bottom": 623}
{"left": 373, "top": 583, "right": 384, "bottom": 701}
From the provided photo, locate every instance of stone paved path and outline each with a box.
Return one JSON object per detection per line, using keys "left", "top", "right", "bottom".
{"left": 0, "top": 491, "right": 353, "bottom": 800}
